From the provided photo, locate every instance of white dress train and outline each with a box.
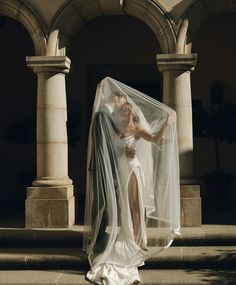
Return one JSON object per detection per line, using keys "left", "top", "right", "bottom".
{"left": 86, "top": 136, "right": 146, "bottom": 285}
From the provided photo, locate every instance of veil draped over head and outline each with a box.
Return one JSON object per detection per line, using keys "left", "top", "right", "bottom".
{"left": 83, "top": 77, "right": 180, "bottom": 272}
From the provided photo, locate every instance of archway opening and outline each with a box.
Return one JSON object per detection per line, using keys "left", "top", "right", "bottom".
{"left": 0, "top": 17, "right": 36, "bottom": 227}
{"left": 66, "top": 15, "right": 162, "bottom": 223}
{"left": 192, "top": 13, "right": 236, "bottom": 225}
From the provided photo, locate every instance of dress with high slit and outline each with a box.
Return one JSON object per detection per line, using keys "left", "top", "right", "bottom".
{"left": 86, "top": 135, "right": 147, "bottom": 285}
{"left": 84, "top": 76, "right": 181, "bottom": 285}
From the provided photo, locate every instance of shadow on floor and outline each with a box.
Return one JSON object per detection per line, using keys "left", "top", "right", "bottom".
{"left": 185, "top": 268, "right": 236, "bottom": 285}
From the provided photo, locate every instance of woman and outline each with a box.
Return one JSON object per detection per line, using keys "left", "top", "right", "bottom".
{"left": 83, "top": 77, "right": 180, "bottom": 285}
{"left": 113, "top": 102, "right": 176, "bottom": 248}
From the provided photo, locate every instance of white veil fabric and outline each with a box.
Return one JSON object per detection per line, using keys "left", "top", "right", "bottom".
{"left": 83, "top": 77, "right": 180, "bottom": 285}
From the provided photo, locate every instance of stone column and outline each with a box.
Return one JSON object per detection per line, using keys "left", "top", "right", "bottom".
{"left": 25, "top": 56, "right": 75, "bottom": 228}
{"left": 157, "top": 54, "right": 201, "bottom": 227}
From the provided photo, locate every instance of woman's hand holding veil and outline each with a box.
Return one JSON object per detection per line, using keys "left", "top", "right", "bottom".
{"left": 167, "top": 111, "right": 176, "bottom": 124}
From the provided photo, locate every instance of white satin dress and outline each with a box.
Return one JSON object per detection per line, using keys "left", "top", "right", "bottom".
{"left": 86, "top": 135, "right": 147, "bottom": 285}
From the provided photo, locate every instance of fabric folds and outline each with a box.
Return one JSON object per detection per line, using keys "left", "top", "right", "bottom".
{"left": 83, "top": 77, "right": 180, "bottom": 284}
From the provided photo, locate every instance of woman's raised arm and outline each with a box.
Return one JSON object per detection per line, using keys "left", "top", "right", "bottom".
{"left": 136, "top": 111, "right": 176, "bottom": 143}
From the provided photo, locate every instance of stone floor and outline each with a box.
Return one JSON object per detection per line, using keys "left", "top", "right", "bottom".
{"left": 0, "top": 200, "right": 235, "bottom": 284}
{"left": 0, "top": 269, "right": 236, "bottom": 285}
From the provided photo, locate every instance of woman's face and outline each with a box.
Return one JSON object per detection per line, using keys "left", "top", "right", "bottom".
{"left": 120, "top": 104, "right": 132, "bottom": 118}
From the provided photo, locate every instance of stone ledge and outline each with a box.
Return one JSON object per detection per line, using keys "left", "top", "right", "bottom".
{"left": 180, "top": 184, "right": 201, "bottom": 227}
{"left": 26, "top": 56, "right": 71, "bottom": 70}
{"left": 156, "top": 53, "right": 198, "bottom": 72}
{"left": 0, "top": 225, "right": 236, "bottom": 246}
{"left": 0, "top": 246, "right": 235, "bottom": 270}
{"left": 181, "top": 185, "right": 200, "bottom": 197}
{"left": 27, "top": 186, "right": 74, "bottom": 199}
{"left": 25, "top": 196, "right": 75, "bottom": 228}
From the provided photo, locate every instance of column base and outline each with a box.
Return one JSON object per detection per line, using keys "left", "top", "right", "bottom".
{"left": 181, "top": 184, "right": 202, "bottom": 227}
{"left": 25, "top": 185, "right": 75, "bottom": 228}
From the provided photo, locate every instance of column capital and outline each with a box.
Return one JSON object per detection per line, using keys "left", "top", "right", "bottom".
{"left": 156, "top": 53, "right": 197, "bottom": 73}
{"left": 26, "top": 56, "right": 71, "bottom": 74}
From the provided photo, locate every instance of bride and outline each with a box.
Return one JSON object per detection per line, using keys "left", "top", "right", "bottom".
{"left": 83, "top": 77, "right": 180, "bottom": 285}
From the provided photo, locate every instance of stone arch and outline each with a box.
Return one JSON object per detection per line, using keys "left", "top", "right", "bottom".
{"left": 48, "top": 0, "right": 176, "bottom": 56}
{"left": 0, "top": 0, "right": 46, "bottom": 55}
{"left": 177, "top": 0, "right": 236, "bottom": 53}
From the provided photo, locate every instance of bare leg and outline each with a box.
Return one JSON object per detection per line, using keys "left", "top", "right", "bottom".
{"left": 128, "top": 172, "right": 141, "bottom": 244}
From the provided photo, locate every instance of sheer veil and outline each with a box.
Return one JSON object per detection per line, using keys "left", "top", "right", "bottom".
{"left": 83, "top": 77, "right": 180, "bottom": 271}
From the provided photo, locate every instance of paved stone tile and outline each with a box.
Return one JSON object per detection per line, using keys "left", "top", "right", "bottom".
{"left": 148, "top": 247, "right": 182, "bottom": 263}
{"left": 182, "top": 246, "right": 236, "bottom": 260}
{"left": 56, "top": 271, "right": 89, "bottom": 284}
{"left": 0, "top": 269, "right": 236, "bottom": 284}
{"left": 140, "top": 269, "right": 236, "bottom": 284}
{"left": 0, "top": 270, "right": 61, "bottom": 284}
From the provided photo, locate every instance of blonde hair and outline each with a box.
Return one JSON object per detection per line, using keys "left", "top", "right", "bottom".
{"left": 120, "top": 103, "right": 140, "bottom": 123}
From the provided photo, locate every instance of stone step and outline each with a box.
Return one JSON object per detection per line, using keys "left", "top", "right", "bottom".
{"left": 0, "top": 269, "right": 236, "bottom": 285}
{"left": 0, "top": 225, "right": 236, "bottom": 247}
{"left": 0, "top": 246, "right": 235, "bottom": 270}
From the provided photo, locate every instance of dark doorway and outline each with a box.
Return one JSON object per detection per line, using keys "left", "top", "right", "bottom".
{"left": 66, "top": 15, "right": 162, "bottom": 224}
{"left": 0, "top": 17, "right": 36, "bottom": 227}
{"left": 192, "top": 14, "right": 236, "bottom": 225}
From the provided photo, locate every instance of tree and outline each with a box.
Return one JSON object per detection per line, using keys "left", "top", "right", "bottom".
{"left": 193, "top": 103, "right": 236, "bottom": 201}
